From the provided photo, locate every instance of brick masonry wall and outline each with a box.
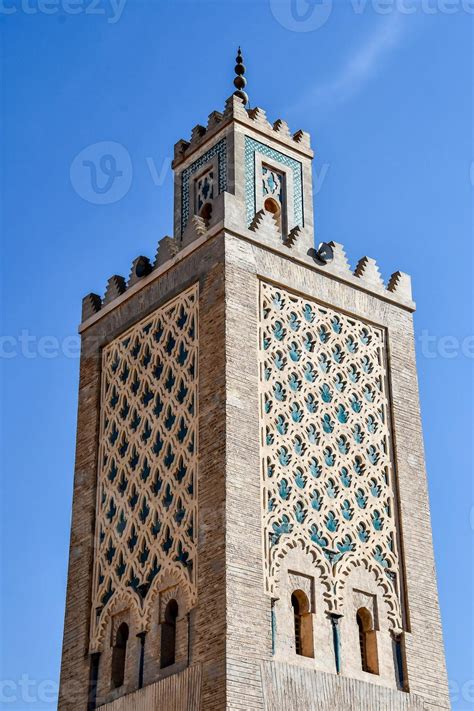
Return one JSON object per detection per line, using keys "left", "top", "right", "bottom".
{"left": 58, "top": 331, "right": 102, "bottom": 711}
{"left": 59, "top": 237, "right": 228, "bottom": 711}
{"left": 223, "top": 232, "right": 449, "bottom": 711}
{"left": 224, "top": 237, "right": 269, "bottom": 711}
{"left": 59, "top": 226, "right": 449, "bottom": 711}
{"left": 96, "top": 665, "right": 202, "bottom": 711}
{"left": 260, "top": 661, "right": 427, "bottom": 710}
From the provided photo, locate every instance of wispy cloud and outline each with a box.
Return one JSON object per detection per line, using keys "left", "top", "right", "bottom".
{"left": 294, "top": 12, "right": 406, "bottom": 113}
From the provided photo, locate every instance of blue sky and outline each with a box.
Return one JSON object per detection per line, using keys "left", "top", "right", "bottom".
{"left": 1, "top": 1, "right": 472, "bottom": 708}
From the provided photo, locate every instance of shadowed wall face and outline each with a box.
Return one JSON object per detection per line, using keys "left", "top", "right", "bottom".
{"left": 89, "top": 285, "right": 199, "bottom": 657}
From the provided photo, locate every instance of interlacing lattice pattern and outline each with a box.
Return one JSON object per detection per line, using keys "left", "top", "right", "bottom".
{"left": 90, "top": 285, "right": 198, "bottom": 649}
{"left": 259, "top": 282, "right": 402, "bottom": 631}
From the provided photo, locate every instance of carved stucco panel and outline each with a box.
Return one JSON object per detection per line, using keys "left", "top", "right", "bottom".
{"left": 90, "top": 284, "right": 198, "bottom": 651}
{"left": 258, "top": 280, "right": 403, "bottom": 632}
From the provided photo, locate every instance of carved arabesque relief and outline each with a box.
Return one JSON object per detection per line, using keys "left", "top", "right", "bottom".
{"left": 90, "top": 285, "right": 198, "bottom": 651}
{"left": 258, "top": 281, "right": 403, "bottom": 632}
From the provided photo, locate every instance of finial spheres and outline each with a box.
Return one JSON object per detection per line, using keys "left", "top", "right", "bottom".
{"left": 233, "top": 47, "right": 248, "bottom": 105}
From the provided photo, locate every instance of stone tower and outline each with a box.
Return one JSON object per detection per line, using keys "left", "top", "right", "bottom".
{"left": 59, "top": 53, "right": 449, "bottom": 711}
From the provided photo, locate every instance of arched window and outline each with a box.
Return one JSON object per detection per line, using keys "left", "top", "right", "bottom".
{"left": 263, "top": 196, "right": 282, "bottom": 230}
{"left": 291, "top": 590, "right": 314, "bottom": 658}
{"left": 199, "top": 202, "right": 213, "bottom": 222}
{"left": 111, "top": 622, "right": 129, "bottom": 688}
{"left": 356, "top": 607, "right": 379, "bottom": 675}
{"left": 160, "top": 599, "right": 178, "bottom": 668}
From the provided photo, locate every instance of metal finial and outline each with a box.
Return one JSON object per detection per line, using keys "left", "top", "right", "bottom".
{"left": 233, "top": 46, "right": 248, "bottom": 105}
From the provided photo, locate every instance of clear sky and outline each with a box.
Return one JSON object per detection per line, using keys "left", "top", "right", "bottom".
{"left": 1, "top": 1, "right": 472, "bottom": 709}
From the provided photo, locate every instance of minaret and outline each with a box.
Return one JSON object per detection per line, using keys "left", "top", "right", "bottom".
{"left": 59, "top": 51, "right": 449, "bottom": 711}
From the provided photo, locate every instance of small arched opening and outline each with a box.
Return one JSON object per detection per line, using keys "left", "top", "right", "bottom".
{"left": 291, "top": 590, "right": 314, "bottom": 658}
{"left": 160, "top": 599, "right": 178, "bottom": 669}
{"left": 111, "top": 622, "right": 129, "bottom": 689}
{"left": 356, "top": 607, "right": 379, "bottom": 675}
{"left": 264, "top": 196, "right": 282, "bottom": 226}
{"left": 199, "top": 202, "right": 213, "bottom": 223}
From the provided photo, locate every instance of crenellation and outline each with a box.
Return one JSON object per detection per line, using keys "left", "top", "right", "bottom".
{"left": 246, "top": 106, "right": 272, "bottom": 131}
{"left": 327, "top": 241, "right": 352, "bottom": 275}
{"left": 353, "top": 255, "right": 385, "bottom": 290}
{"left": 230, "top": 229, "right": 414, "bottom": 309}
{"left": 387, "top": 270, "right": 413, "bottom": 301}
{"left": 182, "top": 214, "right": 208, "bottom": 248}
{"left": 173, "top": 95, "right": 313, "bottom": 174}
{"left": 82, "top": 292, "right": 102, "bottom": 321}
{"left": 207, "top": 110, "right": 223, "bottom": 131}
{"left": 103, "top": 274, "right": 126, "bottom": 305}
{"left": 154, "top": 235, "right": 180, "bottom": 267}
{"left": 272, "top": 119, "right": 292, "bottom": 139}
{"left": 283, "top": 224, "right": 301, "bottom": 248}
{"left": 223, "top": 92, "right": 249, "bottom": 122}
{"left": 190, "top": 123, "right": 207, "bottom": 147}
{"left": 173, "top": 138, "right": 190, "bottom": 165}
{"left": 80, "top": 230, "right": 417, "bottom": 329}
{"left": 292, "top": 128, "right": 311, "bottom": 149}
